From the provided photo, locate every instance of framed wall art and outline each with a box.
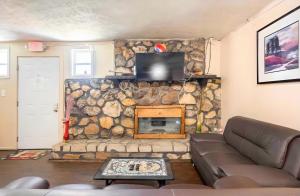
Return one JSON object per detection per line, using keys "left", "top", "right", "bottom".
{"left": 257, "top": 6, "right": 300, "bottom": 84}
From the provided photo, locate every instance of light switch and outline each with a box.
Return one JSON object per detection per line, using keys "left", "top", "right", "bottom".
{"left": 1, "top": 89, "right": 6, "bottom": 97}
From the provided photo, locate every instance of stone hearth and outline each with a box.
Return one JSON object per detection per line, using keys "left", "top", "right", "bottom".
{"left": 51, "top": 138, "right": 190, "bottom": 160}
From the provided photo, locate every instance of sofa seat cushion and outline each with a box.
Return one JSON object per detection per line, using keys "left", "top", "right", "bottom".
{"left": 213, "top": 176, "right": 261, "bottom": 189}
{"left": 191, "top": 141, "right": 238, "bottom": 156}
{"left": 218, "top": 164, "right": 300, "bottom": 187}
{"left": 202, "top": 153, "right": 255, "bottom": 176}
{"left": 191, "top": 133, "right": 225, "bottom": 143}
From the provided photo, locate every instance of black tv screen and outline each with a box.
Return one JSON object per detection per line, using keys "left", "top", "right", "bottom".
{"left": 136, "top": 52, "right": 184, "bottom": 81}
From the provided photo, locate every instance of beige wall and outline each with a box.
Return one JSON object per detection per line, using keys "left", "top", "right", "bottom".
{"left": 221, "top": 0, "right": 300, "bottom": 130}
{"left": 0, "top": 41, "right": 114, "bottom": 149}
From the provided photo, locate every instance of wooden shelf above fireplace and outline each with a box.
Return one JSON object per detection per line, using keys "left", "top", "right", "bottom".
{"left": 105, "top": 74, "right": 220, "bottom": 86}
{"left": 134, "top": 105, "right": 186, "bottom": 139}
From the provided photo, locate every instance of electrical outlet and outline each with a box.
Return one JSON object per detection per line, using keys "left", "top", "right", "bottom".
{"left": 0, "top": 89, "right": 6, "bottom": 97}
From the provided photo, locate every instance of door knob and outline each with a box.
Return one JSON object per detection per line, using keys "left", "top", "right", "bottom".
{"left": 53, "top": 104, "right": 58, "bottom": 112}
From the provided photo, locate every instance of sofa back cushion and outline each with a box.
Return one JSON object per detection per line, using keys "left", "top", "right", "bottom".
{"left": 283, "top": 137, "right": 300, "bottom": 179}
{"left": 224, "top": 116, "right": 299, "bottom": 168}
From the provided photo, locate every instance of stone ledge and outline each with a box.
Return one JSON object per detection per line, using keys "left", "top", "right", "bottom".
{"left": 50, "top": 152, "right": 191, "bottom": 160}
{"left": 52, "top": 138, "right": 189, "bottom": 153}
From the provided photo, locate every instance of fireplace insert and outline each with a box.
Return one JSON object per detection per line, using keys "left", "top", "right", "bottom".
{"left": 134, "top": 105, "right": 185, "bottom": 139}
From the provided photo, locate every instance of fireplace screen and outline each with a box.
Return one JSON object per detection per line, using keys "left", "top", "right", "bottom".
{"left": 138, "top": 117, "right": 181, "bottom": 134}
{"left": 134, "top": 105, "right": 185, "bottom": 139}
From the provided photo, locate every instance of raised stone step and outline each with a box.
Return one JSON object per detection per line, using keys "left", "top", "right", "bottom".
{"left": 51, "top": 138, "right": 191, "bottom": 160}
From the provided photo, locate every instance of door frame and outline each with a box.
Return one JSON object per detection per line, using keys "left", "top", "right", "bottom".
{"left": 17, "top": 56, "right": 61, "bottom": 149}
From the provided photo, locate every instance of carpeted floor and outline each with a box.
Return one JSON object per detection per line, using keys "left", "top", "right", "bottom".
{"left": 0, "top": 150, "right": 203, "bottom": 188}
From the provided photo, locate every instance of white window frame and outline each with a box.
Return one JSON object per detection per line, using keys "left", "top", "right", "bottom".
{"left": 70, "top": 47, "right": 95, "bottom": 78}
{"left": 0, "top": 46, "right": 10, "bottom": 79}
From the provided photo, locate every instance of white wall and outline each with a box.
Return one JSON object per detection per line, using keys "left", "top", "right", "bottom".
{"left": 0, "top": 41, "right": 114, "bottom": 149}
{"left": 221, "top": 0, "right": 300, "bottom": 130}
{"left": 206, "top": 39, "right": 221, "bottom": 76}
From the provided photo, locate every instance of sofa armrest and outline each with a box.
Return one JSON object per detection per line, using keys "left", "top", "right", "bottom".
{"left": 213, "top": 176, "right": 260, "bottom": 189}
{"left": 4, "top": 176, "right": 49, "bottom": 189}
{"left": 191, "top": 133, "right": 225, "bottom": 143}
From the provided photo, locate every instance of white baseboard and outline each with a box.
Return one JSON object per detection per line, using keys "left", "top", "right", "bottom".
{"left": 0, "top": 147, "right": 17, "bottom": 150}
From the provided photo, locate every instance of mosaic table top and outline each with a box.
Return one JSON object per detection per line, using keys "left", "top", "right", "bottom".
{"left": 94, "top": 158, "right": 173, "bottom": 180}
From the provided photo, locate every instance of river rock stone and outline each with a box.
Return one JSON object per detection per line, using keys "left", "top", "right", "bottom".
{"left": 81, "top": 85, "right": 91, "bottom": 92}
{"left": 77, "top": 98, "right": 87, "bottom": 108}
{"left": 123, "top": 107, "right": 134, "bottom": 117}
{"left": 83, "top": 106, "right": 101, "bottom": 116}
{"left": 69, "top": 116, "right": 78, "bottom": 127}
{"left": 90, "top": 89, "right": 101, "bottom": 99}
{"left": 71, "top": 90, "right": 83, "bottom": 99}
{"left": 185, "top": 118, "right": 197, "bottom": 126}
{"left": 202, "top": 99, "right": 213, "bottom": 112}
{"left": 179, "top": 93, "right": 196, "bottom": 104}
{"left": 121, "top": 98, "right": 136, "bottom": 106}
{"left": 186, "top": 110, "right": 197, "bottom": 117}
{"left": 112, "top": 126, "right": 125, "bottom": 136}
{"left": 206, "top": 90, "right": 214, "bottom": 101}
{"left": 171, "top": 84, "right": 182, "bottom": 91}
{"left": 126, "top": 58, "right": 135, "bottom": 67}
{"left": 116, "top": 92, "right": 126, "bottom": 101}
{"left": 115, "top": 54, "right": 127, "bottom": 67}
{"left": 103, "top": 100, "right": 122, "bottom": 118}
{"left": 70, "top": 82, "right": 81, "bottom": 90}
{"left": 79, "top": 118, "right": 90, "bottom": 126}
{"left": 207, "top": 83, "right": 219, "bottom": 90}
{"left": 214, "top": 88, "right": 221, "bottom": 100}
{"left": 161, "top": 90, "right": 179, "bottom": 104}
{"left": 122, "top": 48, "right": 134, "bottom": 60}
{"left": 87, "top": 97, "right": 96, "bottom": 106}
{"left": 100, "top": 83, "right": 111, "bottom": 91}
{"left": 115, "top": 67, "right": 132, "bottom": 75}
{"left": 132, "top": 45, "right": 147, "bottom": 53}
{"left": 126, "top": 129, "right": 134, "bottom": 137}
{"left": 183, "top": 83, "right": 197, "bottom": 93}
{"left": 97, "top": 98, "right": 105, "bottom": 107}
{"left": 121, "top": 118, "right": 134, "bottom": 128}
{"left": 84, "top": 123, "right": 99, "bottom": 135}
{"left": 99, "top": 116, "right": 114, "bottom": 129}
{"left": 206, "top": 111, "right": 216, "bottom": 119}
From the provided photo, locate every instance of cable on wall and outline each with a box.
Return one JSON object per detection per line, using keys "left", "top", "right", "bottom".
{"left": 205, "top": 37, "right": 214, "bottom": 75}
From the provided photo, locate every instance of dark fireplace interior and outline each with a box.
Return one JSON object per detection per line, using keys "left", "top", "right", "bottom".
{"left": 138, "top": 117, "right": 181, "bottom": 134}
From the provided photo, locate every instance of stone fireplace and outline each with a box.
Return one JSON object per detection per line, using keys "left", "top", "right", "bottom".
{"left": 51, "top": 38, "right": 221, "bottom": 160}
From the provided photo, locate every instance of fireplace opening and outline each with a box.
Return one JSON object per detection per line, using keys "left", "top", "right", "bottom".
{"left": 151, "top": 118, "right": 167, "bottom": 127}
{"left": 134, "top": 105, "right": 185, "bottom": 139}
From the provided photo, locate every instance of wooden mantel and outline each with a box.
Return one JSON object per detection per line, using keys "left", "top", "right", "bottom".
{"left": 134, "top": 105, "right": 186, "bottom": 139}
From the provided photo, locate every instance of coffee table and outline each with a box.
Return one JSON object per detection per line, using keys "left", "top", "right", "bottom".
{"left": 94, "top": 157, "right": 174, "bottom": 187}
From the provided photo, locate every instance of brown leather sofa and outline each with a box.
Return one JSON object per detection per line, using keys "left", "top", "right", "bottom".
{"left": 1, "top": 176, "right": 300, "bottom": 195}
{"left": 1, "top": 177, "right": 300, "bottom": 196}
{"left": 2, "top": 188, "right": 300, "bottom": 196}
{"left": 191, "top": 116, "right": 300, "bottom": 187}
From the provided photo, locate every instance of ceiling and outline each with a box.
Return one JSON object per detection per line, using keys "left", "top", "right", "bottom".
{"left": 0, "top": 0, "right": 274, "bottom": 42}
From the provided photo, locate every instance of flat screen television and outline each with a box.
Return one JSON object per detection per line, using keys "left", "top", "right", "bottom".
{"left": 136, "top": 52, "right": 185, "bottom": 81}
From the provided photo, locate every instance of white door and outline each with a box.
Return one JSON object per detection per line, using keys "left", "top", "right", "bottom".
{"left": 18, "top": 57, "right": 60, "bottom": 149}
